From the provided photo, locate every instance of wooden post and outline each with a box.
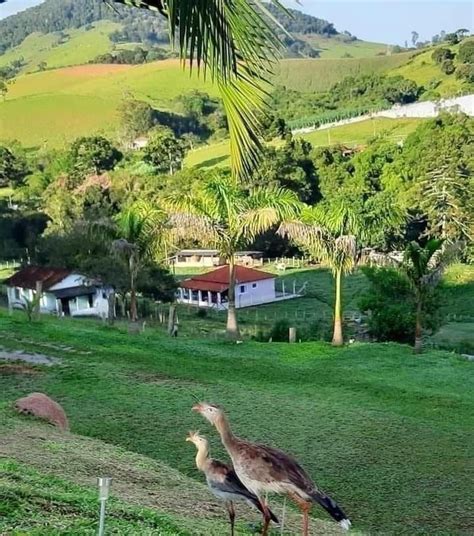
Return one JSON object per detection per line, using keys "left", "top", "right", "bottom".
{"left": 289, "top": 327, "right": 296, "bottom": 343}
{"left": 168, "top": 303, "right": 177, "bottom": 336}
{"left": 107, "top": 291, "right": 115, "bottom": 326}
{"left": 35, "top": 281, "right": 42, "bottom": 319}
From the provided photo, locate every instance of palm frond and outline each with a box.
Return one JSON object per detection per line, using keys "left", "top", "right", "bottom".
{"left": 112, "top": 0, "right": 286, "bottom": 178}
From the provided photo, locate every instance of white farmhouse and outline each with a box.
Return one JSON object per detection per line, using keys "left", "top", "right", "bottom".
{"left": 177, "top": 265, "right": 279, "bottom": 309}
{"left": 5, "top": 266, "right": 112, "bottom": 318}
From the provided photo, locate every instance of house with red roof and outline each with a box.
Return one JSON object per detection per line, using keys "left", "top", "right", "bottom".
{"left": 5, "top": 266, "right": 112, "bottom": 318}
{"left": 178, "top": 265, "right": 281, "bottom": 309}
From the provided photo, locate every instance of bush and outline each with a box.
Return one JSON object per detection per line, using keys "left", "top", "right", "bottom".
{"left": 359, "top": 266, "right": 443, "bottom": 343}
{"left": 196, "top": 308, "right": 207, "bottom": 318}
{"left": 269, "top": 318, "right": 291, "bottom": 341}
{"left": 458, "top": 39, "right": 474, "bottom": 64}
{"left": 455, "top": 63, "right": 474, "bottom": 83}
{"left": 441, "top": 59, "right": 456, "bottom": 75}
{"left": 431, "top": 47, "right": 454, "bottom": 64}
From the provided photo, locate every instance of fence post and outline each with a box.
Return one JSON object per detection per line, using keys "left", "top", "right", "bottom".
{"left": 289, "top": 327, "right": 296, "bottom": 343}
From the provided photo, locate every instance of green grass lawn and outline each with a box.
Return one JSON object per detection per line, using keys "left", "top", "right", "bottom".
{"left": 1, "top": 308, "right": 473, "bottom": 535}
{"left": 0, "top": 459, "right": 186, "bottom": 535}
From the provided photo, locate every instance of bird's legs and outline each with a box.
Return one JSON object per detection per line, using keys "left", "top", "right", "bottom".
{"left": 226, "top": 501, "right": 236, "bottom": 536}
{"left": 288, "top": 492, "right": 312, "bottom": 536}
{"left": 259, "top": 497, "right": 272, "bottom": 536}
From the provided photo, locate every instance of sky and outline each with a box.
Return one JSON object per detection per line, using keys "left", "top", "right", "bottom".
{"left": 0, "top": 0, "right": 473, "bottom": 45}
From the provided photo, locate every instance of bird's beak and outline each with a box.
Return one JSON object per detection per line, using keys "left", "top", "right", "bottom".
{"left": 192, "top": 403, "right": 203, "bottom": 413}
{"left": 185, "top": 436, "right": 192, "bottom": 442}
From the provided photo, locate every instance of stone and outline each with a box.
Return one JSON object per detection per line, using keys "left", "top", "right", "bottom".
{"left": 14, "top": 392, "right": 69, "bottom": 431}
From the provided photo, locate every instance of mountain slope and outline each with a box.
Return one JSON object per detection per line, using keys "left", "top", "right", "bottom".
{"left": 0, "top": 0, "right": 397, "bottom": 76}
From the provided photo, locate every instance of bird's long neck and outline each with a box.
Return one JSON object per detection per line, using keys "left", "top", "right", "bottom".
{"left": 195, "top": 443, "right": 210, "bottom": 472}
{"left": 215, "top": 413, "right": 238, "bottom": 452}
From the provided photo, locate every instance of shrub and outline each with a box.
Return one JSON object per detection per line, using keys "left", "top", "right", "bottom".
{"left": 431, "top": 47, "right": 454, "bottom": 64}
{"left": 359, "top": 266, "right": 443, "bottom": 343}
{"left": 441, "top": 59, "right": 456, "bottom": 75}
{"left": 269, "top": 318, "right": 291, "bottom": 341}
{"left": 458, "top": 39, "right": 474, "bottom": 64}
{"left": 196, "top": 308, "right": 207, "bottom": 318}
{"left": 455, "top": 63, "right": 474, "bottom": 83}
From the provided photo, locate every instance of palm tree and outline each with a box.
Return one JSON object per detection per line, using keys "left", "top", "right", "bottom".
{"left": 168, "top": 175, "right": 299, "bottom": 339}
{"left": 401, "top": 239, "right": 459, "bottom": 353}
{"left": 281, "top": 196, "right": 406, "bottom": 346}
{"left": 113, "top": 0, "right": 286, "bottom": 179}
{"left": 113, "top": 202, "right": 171, "bottom": 321}
{"left": 279, "top": 205, "right": 357, "bottom": 346}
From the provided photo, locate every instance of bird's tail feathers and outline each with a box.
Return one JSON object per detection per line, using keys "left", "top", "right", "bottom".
{"left": 310, "top": 490, "right": 351, "bottom": 529}
{"left": 246, "top": 496, "right": 279, "bottom": 524}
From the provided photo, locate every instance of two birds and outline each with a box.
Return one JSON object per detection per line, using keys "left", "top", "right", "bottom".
{"left": 186, "top": 402, "right": 351, "bottom": 536}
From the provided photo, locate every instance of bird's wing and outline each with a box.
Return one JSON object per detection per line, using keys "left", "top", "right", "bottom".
{"left": 208, "top": 459, "right": 257, "bottom": 500}
{"left": 238, "top": 440, "right": 317, "bottom": 493}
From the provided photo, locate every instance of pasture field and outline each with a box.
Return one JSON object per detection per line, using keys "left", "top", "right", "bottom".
{"left": 0, "top": 21, "right": 122, "bottom": 74}
{"left": 275, "top": 52, "right": 414, "bottom": 92}
{"left": 296, "top": 117, "right": 423, "bottom": 147}
{"left": 389, "top": 41, "right": 470, "bottom": 97}
{"left": 184, "top": 117, "right": 423, "bottom": 170}
{"left": 0, "top": 60, "right": 217, "bottom": 147}
{"left": 0, "top": 309, "right": 473, "bottom": 535}
{"left": 297, "top": 36, "right": 388, "bottom": 59}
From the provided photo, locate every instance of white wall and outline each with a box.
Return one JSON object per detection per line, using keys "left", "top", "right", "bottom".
{"left": 236, "top": 278, "right": 275, "bottom": 308}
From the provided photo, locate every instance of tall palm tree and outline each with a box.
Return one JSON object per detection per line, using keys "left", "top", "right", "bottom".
{"left": 113, "top": 202, "right": 171, "bottom": 321}
{"left": 401, "top": 239, "right": 459, "bottom": 354}
{"left": 279, "top": 205, "right": 357, "bottom": 346}
{"left": 280, "top": 196, "right": 405, "bottom": 346}
{"left": 113, "top": 0, "right": 286, "bottom": 178}
{"left": 168, "top": 175, "right": 299, "bottom": 339}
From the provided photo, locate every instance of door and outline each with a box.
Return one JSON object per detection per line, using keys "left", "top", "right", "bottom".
{"left": 60, "top": 298, "right": 70, "bottom": 316}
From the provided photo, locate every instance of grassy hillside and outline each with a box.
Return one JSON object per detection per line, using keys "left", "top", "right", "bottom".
{"left": 275, "top": 52, "right": 414, "bottom": 92}
{"left": 298, "top": 35, "right": 389, "bottom": 59}
{"left": 0, "top": 21, "right": 122, "bottom": 73}
{"left": 389, "top": 42, "right": 470, "bottom": 97}
{"left": 0, "top": 310, "right": 473, "bottom": 535}
{"left": 0, "top": 60, "right": 217, "bottom": 146}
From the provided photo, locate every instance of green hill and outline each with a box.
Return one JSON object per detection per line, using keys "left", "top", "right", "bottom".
{"left": 275, "top": 52, "right": 414, "bottom": 92}
{"left": 389, "top": 41, "right": 470, "bottom": 97}
{"left": 0, "top": 21, "right": 124, "bottom": 74}
{"left": 0, "top": 60, "right": 217, "bottom": 146}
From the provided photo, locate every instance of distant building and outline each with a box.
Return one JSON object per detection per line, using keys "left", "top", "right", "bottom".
{"left": 127, "top": 137, "right": 149, "bottom": 150}
{"left": 177, "top": 265, "right": 293, "bottom": 309}
{"left": 172, "top": 249, "right": 263, "bottom": 268}
{"left": 5, "top": 266, "right": 113, "bottom": 318}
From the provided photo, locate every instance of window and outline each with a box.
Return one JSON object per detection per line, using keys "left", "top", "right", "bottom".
{"left": 14, "top": 287, "right": 20, "bottom": 300}
{"left": 252, "top": 283, "right": 257, "bottom": 289}
{"left": 240, "top": 285, "right": 246, "bottom": 294}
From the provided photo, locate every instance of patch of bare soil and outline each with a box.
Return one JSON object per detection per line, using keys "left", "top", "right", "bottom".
{"left": 0, "top": 364, "right": 41, "bottom": 375}
{"left": 129, "top": 371, "right": 203, "bottom": 388}
{"left": 0, "top": 422, "right": 345, "bottom": 535}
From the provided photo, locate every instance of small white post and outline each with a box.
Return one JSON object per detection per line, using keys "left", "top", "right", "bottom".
{"left": 97, "top": 477, "right": 112, "bottom": 536}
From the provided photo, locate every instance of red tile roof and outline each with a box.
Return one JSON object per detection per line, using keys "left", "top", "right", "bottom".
{"left": 5, "top": 266, "right": 71, "bottom": 290}
{"left": 180, "top": 265, "right": 273, "bottom": 292}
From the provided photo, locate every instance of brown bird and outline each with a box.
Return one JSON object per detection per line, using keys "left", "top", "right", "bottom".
{"left": 186, "top": 431, "right": 278, "bottom": 536}
{"left": 192, "top": 403, "right": 351, "bottom": 536}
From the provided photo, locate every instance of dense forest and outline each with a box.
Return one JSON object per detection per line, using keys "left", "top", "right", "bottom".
{"left": 0, "top": 0, "right": 341, "bottom": 57}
